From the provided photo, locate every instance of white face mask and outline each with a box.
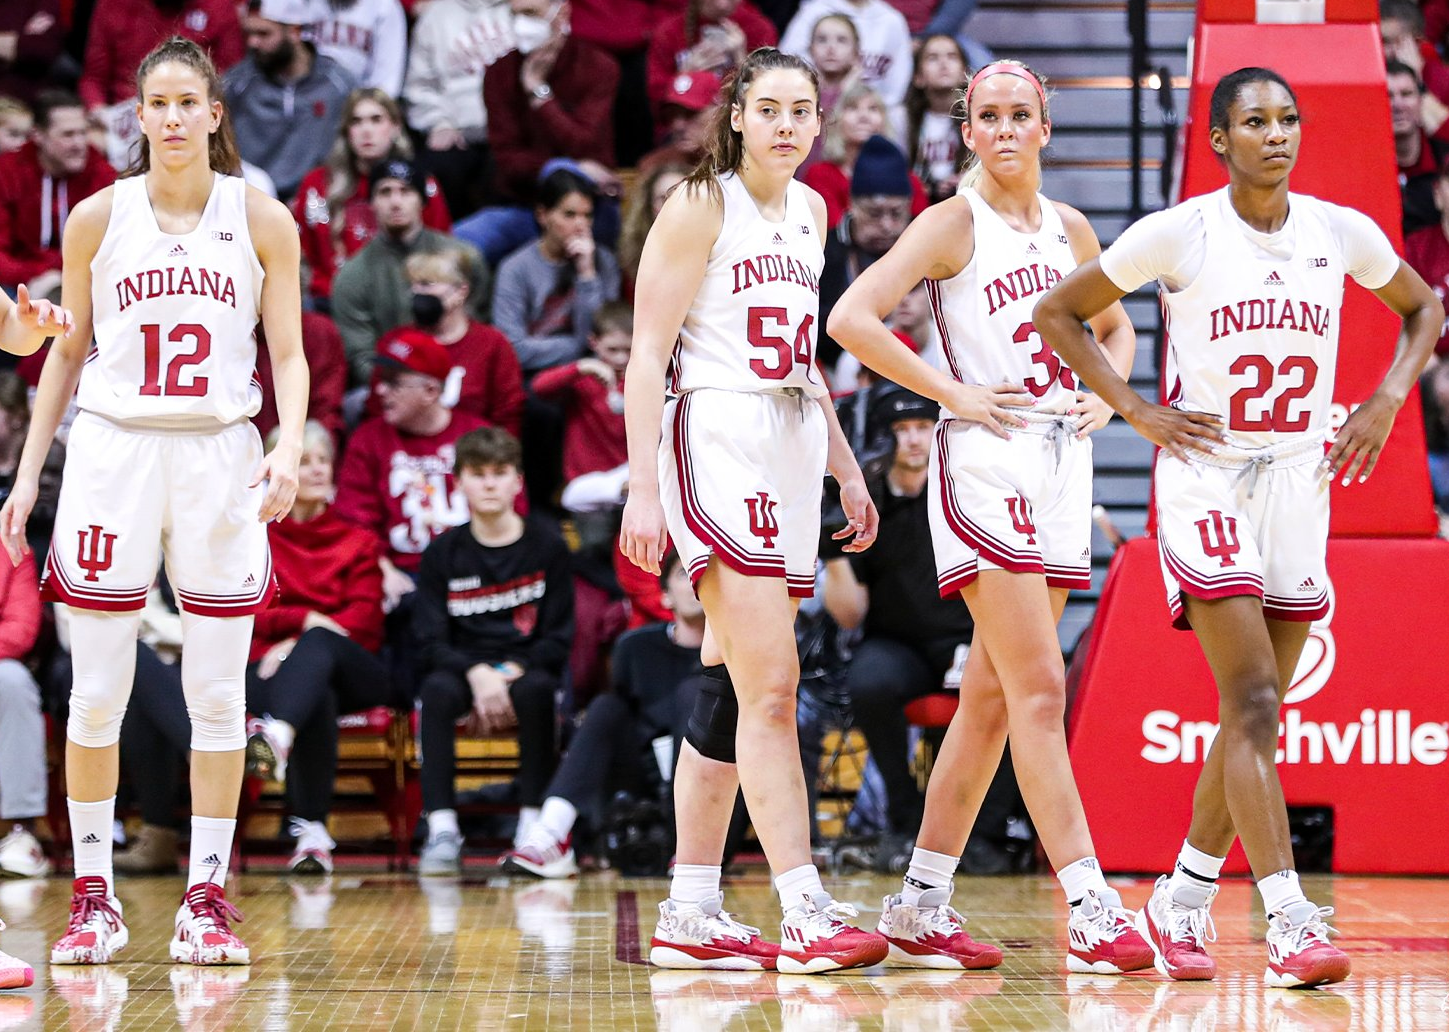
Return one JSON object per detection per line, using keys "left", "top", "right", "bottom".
{"left": 513, "top": 9, "right": 556, "bottom": 54}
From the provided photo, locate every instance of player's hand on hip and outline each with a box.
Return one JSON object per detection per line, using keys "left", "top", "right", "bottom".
{"left": 13, "top": 282, "right": 75, "bottom": 338}
{"left": 833, "top": 474, "right": 879, "bottom": 553}
{"left": 1323, "top": 390, "right": 1401, "bottom": 486}
{"left": 1070, "top": 390, "right": 1115, "bottom": 437}
{"left": 0, "top": 477, "right": 36, "bottom": 566}
{"left": 620, "top": 492, "right": 669, "bottom": 575}
{"left": 945, "top": 382, "right": 1032, "bottom": 438}
{"left": 1127, "top": 404, "right": 1224, "bottom": 462}
{"left": 252, "top": 441, "right": 301, "bottom": 523}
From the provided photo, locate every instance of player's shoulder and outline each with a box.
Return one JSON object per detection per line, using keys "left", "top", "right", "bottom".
{"left": 244, "top": 182, "right": 298, "bottom": 239}
{"left": 1049, "top": 199, "right": 1091, "bottom": 235}
{"left": 64, "top": 184, "right": 117, "bottom": 255}
{"left": 653, "top": 173, "right": 727, "bottom": 244}
{"left": 795, "top": 179, "right": 829, "bottom": 234}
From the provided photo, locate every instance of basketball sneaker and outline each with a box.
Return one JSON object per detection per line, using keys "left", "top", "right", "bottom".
{"left": 1264, "top": 905, "right": 1350, "bottom": 988}
{"left": 500, "top": 834, "right": 578, "bottom": 879}
{"left": 244, "top": 717, "right": 289, "bottom": 783}
{"left": 877, "top": 888, "right": 1003, "bottom": 970}
{"left": 649, "top": 893, "right": 781, "bottom": 970}
{"left": 0, "top": 920, "right": 32, "bottom": 990}
{"left": 287, "top": 818, "right": 334, "bottom": 875}
{"left": 0, "top": 825, "right": 51, "bottom": 879}
{"left": 51, "top": 877, "right": 128, "bottom": 965}
{"left": 170, "top": 883, "right": 249, "bottom": 965}
{"left": 1065, "top": 889, "right": 1154, "bottom": 974}
{"left": 777, "top": 893, "right": 889, "bottom": 974}
{"left": 418, "top": 830, "right": 463, "bottom": 877}
{"left": 1135, "top": 875, "right": 1218, "bottom": 980}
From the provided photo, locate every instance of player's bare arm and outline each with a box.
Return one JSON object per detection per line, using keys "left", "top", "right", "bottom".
{"left": 619, "top": 181, "right": 723, "bottom": 575}
{"left": 248, "top": 187, "right": 308, "bottom": 523}
{"left": 1035, "top": 258, "right": 1225, "bottom": 460}
{"left": 1326, "top": 259, "right": 1444, "bottom": 484}
{"left": 0, "top": 283, "right": 76, "bottom": 357}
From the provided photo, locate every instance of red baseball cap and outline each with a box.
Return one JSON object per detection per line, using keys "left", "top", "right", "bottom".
{"left": 664, "top": 72, "right": 722, "bottom": 113}
{"left": 377, "top": 329, "right": 451, "bottom": 382}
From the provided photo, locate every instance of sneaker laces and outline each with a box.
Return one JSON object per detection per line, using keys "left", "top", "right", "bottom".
{"left": 187, "top": 889, "right": 244, "bottom": 937}
{"left": 1276, "top": 906, "right": 1337, "bottom": 951}
{"left": 796, "top": 897, "right": 861, "bottom": 940}
{"left": 289, "top": 817, "right": 335, "bottom": 856}
{"left": 67, "top": 891, "right": 122, "bottom": 935}
{"left": 1077, "top": 894, "right": 1135, "bottom": 945}
{"left": 921, "top": 901, "right": 969, "bottom": 938}
{"left": 1163, "top": 898, "right": 1218, "bottom": 949}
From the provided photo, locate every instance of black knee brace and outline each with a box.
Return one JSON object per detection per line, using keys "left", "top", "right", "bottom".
{"left": 685, "top": 665, "right": 739, "bottom": 764}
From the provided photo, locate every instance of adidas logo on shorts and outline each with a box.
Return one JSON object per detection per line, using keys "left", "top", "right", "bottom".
{"left": 1263, "top": 270, "right": 1284, "bottom": 286}
{"left": 244, "top": 574, "right": 256, "bottom": 588}
{"left": 1298, "top": 576, "right": 1317, "bottom": 591}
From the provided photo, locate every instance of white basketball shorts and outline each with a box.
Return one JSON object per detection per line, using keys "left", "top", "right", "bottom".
{"left": 927, "top": 414, "right": 1093, "bottom": 596}
{"left": 1154, "top": 436, "right": 1329, "bottom": 630}
{"left": 659, "top": 388, "right": 827, "bottom": 598}
{"left": 42, "top": 412, "right": 277, "bottom": 616}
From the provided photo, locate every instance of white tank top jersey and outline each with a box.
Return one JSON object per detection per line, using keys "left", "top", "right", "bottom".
{"left": 82, "top": 172, "right": 264, "bottom": 427}
{"left": 928, "top": 187, "right": 1079, "bottom": 414}
{"left": 1099, "top": 188, "right": 1399, "bottom": 451}
{"left": 667, "top": 172, "right": 827, "bottom": 398}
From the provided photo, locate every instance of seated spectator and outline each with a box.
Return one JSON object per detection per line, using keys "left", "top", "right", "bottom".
{"left": 1404, "top": 163, "right": 1449, "bottom": 362}
{"left": 331, "top": 158, "right": 492, "bottom": 387}
{"left": 0, "top": 98, "right": 31, "bottom": 154}
{"left": 0, "top": 545, "right": 47, "bottom": 879}
{"left": 79, "top": 0, "right": 243, "bottom": 168}
{"left": 226, "top": 0, "right": 357, "bottom": 201}
{"left": 502, "top": 550, "right": 703, "bottom": 877}
{"left": 803, "top": 84, "right": 926, "bottom": 230}
{"left": 1424, "top": 361, "right": 1449, "bottom": 508}
{"left": 800, "top": 12, "right": 862, "bottom": 174}
{"left": 493, "top": 168, "right": 620, "bottom": 375}
{"left": 402, "top": 0, "right": 515, "bottom": 220}
{"left": 414, "top": 427, "right": 573, "bottom": 876}
{"left": 617, "top": 161, "right": 689, "bottom": 296}
{"left": 0, "top": 0, "right": 62, "bottom": 107}
{"left": 244, "top": 421, "right": 390, "bottom": 875}
{"left": 894, "top": 0, "right": 993, "bottom": 68}
{"left": 645, "top": 0, "right": 777, "bottom": 119}
{"left": 819, "top": 135, "right": 917, "bottom": 366}
{"left": 532, "top": 301, "right": 630, "bottom": 487}
{"left": 334, "top": 332, "right": 486, "bottom": 611}
{"left": 1390, "top": 60, "right": 1449, "bottom": 237}
{"left": 0, "top": 90, "right": 114, "bottom": 294}
{"left": 0, "top": 373, "right": 27, "bottom": 499}
{"left": 1382, "top": 0, "right": 1449, "bottom": 113}
{"left": 780, "top": 0, "right": 912, "bottom": 110}
{"left": 293, "top": 88, "right": 452, "bottom": 307}
{"left": 907, "top": 34, "right": 969, "bottom": 203}
{"left": 308, "top": 0, "right": 407, "bottom": 97}
{"left": 637, "top": 72, "right": 719, "bottom": 178}
{"left": 457, "top": 0, "right": 619, "bottom": 265}
{"left": 369, "top": 249, "right": 525, "bottom": 435}
{"left": 254, "top": 311, "right": 347, "bottom": 447}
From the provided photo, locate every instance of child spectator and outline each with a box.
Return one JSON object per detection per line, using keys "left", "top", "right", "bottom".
{"left": 0, "top": 99, "right": 31, "bottom": 154}
{"left": 532, "top": 302, "right": 630, "bottom": 488}
{"left": 803, "top": 82, "right": 926, "bottom": 229}
{"left": 414, "top": 427, "right": 573, "bottom": 876}
{"left": 780, "top": 0, "right": 912, "bottom": 109}
{"left": 800, "top": 12, "right": 862, "bottom": 174}
{"left": 906, "top": 34, "right": 969, "bottom": 203}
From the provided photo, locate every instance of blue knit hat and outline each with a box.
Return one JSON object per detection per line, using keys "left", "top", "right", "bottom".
{"left": 850, "top": 135, "right": 912, "bottom": 198}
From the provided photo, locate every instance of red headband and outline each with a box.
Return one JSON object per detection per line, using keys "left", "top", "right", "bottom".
{"left": 964, "top": 62, "right": 1047, "bottom": 118}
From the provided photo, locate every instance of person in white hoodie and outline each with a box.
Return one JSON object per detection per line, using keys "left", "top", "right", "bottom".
{"left": 404, "top": 0, "right": 514, "bottom": 218}
{"left": 779, "top": 0, "right": 912, "bottom": 110}
{"left": 310, "top": 0, "right": 409, "bottom": 97}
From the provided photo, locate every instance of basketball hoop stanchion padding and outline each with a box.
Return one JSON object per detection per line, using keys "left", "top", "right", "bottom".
{"left": 1068, "top": 2, "right": 1449, "bottom": 875}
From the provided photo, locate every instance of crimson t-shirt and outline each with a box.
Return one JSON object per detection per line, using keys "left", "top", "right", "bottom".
{"left": 1405, "top": 223, "right": 1449, "bottom": 356}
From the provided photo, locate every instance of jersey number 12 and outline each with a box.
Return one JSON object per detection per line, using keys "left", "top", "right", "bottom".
{"left": 139, "top": 323, "right": 211, "bottom": 397}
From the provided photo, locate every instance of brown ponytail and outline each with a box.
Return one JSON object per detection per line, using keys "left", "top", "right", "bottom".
{"left": 123, "top": 36, "right": 243, "bottom": 179}
{"left": 682, "top": 47, "right": 820, "bottom": 204}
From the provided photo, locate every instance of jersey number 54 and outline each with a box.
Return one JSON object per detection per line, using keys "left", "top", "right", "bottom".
{"left": 747, "top": 307, "right": 814, "bottom": 380}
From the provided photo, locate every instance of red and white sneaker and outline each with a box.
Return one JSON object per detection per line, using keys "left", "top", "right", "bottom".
{"left": 170, "top": 884, "right": 249, "bottom": 966}
{"left": 1264, "top": 905, "right": 1350, "bottom": 988}
{"left": 0, "top": 920, "right": 32, "bottom": 989}
{"left": 1135, "top": 875, "right": 1218, "bottom": 981}
{"left": 1065, "top": 889, "right": 1154, "bottom": 975}
{"left": 649, "top": 893, "right": 780, "bottom": 970}
{"left": 877, "top": 889, "right": 1003, "bottom": 970}
{"left": 51, "top": 877, "right": 128, "bottom": 965}
{"left": 500, "top": 834, "right": 578, "bottom": 879}
{"left": 244, "top": 718, "right": 289, "bottom": 784}
{"left": 777, "top": 893, "right": 889, "bottom": 974}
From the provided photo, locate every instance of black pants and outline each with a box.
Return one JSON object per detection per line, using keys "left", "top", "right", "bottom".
{"left": 420, "top": 140, "right": 494, "bottom": 221}
{"left": 845, "top": 637, "right": 942, "bottom": 834}
{"left": 118, "top": 644, "right": 189, "bottom": 827}
{"left": 245, "top": 628, "right": 394, "bottom": 823}
{"left": 418, "top": 666, "right": 558, "bottom": 811}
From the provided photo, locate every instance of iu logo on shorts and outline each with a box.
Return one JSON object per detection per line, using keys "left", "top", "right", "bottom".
{"left": 745, "top": 492, "right": 780, "bottom": 549}
{"left": 1195, "top": 510, "right": 1241, "bottom": 567}
{"left": 76, "top": 524, "right": 118, "bottom": 582}
{"left": 1005, "top": 494, "right": 1037, "bottom": 545}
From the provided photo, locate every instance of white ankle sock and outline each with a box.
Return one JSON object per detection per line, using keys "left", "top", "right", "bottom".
{"left": 669, "top": 864, "right": 721, "bottom": 905}
{"left": 536, "top": 797, "right": 577, "bottom": 844}
{"left": 515, "top": 806, "right": 541, "bottom": 846}
{"left": 1166, "top": 841, "right": 1225, "bottom": 908}
{"left": 187, "top": 816, "right": 235, "bottom": 890}
{"left": 775, "top": 864, "right": 825, "bottom": 913}
{"left": 427, "top": 809, "right": 460, "bottom": 838}
{"left": 1057, "top": 856, "right": 1109, "bottom": 906}
{"left": 69, "top": 797, "right": 116, "bottom": 891}
{"left": 263, "top": 717, "right": 295, "bottom": 756}
{"left": 902, "top": 847, "right": 958, "bottom": 906}
{"left": 1257, "top": 869, "right": 1309, "bottom": 918}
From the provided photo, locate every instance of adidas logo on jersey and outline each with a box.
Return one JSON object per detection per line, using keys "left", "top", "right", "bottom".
{"left": 771, "top": 232, "right": 785, "bottom": 246}
{"left": 80, "top": 833, "right": 100, "bottom": 844}
{"left": 168, "top": 243, "right": 188, "bottom": 258}
{"left": 1263, "top": 270, "right": 1284, "bottom": 286}
{"left": 1026, "top": 242, "right": 1040, "bottom": 254}
{"left": 1298, "top": 576, "right": 1318, "bottom": 591}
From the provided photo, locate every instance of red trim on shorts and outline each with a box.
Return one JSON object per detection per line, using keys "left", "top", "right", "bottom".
{"left": 785, "top": 573, "right": 814, "bottom": 599}
{"left": 1044, "top": 564, "right": 1092, "bottom": 591}
{"left": 174, "top": 553, "right": 278, "bottom": 617}
{"left": 935, "top": 421, "right": 1046, "bottom": 576}
{"left": 1263, "top": 592, "right": 1329, "bottom": 622}
{"left": 938, "top": 558, "right": 979, "bottom": 597}
{"left": 1159, "top": 538, "right": 1264, "bottom": 599}
{"left": 40, "top": 547, "right": 149, "bottom": 612}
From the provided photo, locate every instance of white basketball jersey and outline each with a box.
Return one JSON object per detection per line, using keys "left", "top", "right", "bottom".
{"left": 83, "top": 173, "right": 263, "bottom": 426}
{"left": 1161, "top": 189, "right": 1344, "bottom": 450}
{"left": 928, "top": 188, "right": 1078, "bottom": 413}
{"left": 667, "top": 173, "right": 827, "bottom": 398}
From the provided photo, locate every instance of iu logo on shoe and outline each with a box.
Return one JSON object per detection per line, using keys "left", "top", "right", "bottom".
{"left": 1194, "top": 510, "right": 1240, "bottom": 567}
{"left": 1005, "top": 494, "right": 1037, "bottom": 544}
{"left": 76, "top": 524, "right": 118, "bottom": 582}
{"left": 745, "top": 492, "right": 780, "bottom": 549}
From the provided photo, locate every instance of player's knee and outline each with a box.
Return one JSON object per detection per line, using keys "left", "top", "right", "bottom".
{"left": 685, "top": 665, "right": 738, "bottom": 764}
{"left": 1008, "top": 681, "right": 1066, "bottom": 731}
{"left": 185, "top": 676, "right": 246, "bottom": 751}
{"left": 1220, "top": 677, "right": 1281, "bottom": 746}
{"left": 67, "top": 685, "right": 128, "bottom": 748}
{"left": 734, "top": 664, "right": 798, "bottom": 726}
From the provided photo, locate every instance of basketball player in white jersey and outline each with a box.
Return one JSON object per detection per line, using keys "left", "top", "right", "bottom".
{"left": 829, "top": 60, "right": 1155, "bottom": 974}
{"left": 1035, "top": 67, "right": 1441, "bottom": 988}
{"left": 620, "top": 48, "right": 887, "bottom": 973}
{"left": 0, "top": 37, "right": 309, "bottom": 967}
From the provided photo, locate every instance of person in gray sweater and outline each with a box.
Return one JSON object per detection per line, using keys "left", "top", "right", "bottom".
{"left": 492, "top": 168, "right": 620, "bottom": 374}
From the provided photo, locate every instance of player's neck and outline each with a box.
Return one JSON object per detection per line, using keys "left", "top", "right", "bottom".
{"left": 145, "top": 161, "right": 215, "bottom": 217}
{"left": 736, "top": 161, "right": 794, "bottom": 217}
{"left": 469, "top": 509, "right": 524, "bottom": 547}
{"left": 1227, "top": 180, "right": 1290, "bottom": 234}
{"left": 975, "top": 170, "right": 1042, "bottom": 229}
